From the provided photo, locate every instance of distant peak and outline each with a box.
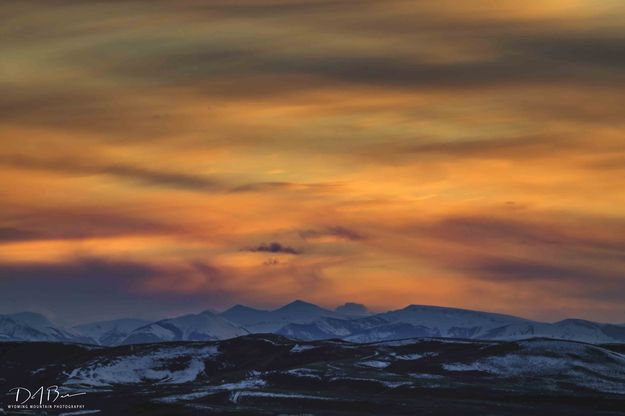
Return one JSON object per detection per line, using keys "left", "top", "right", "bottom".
{"left": 6, "top": 311, "right": 53, "bottom": 324}
{"left": 223, "top": 304, "right": 265, "bottom": 314}
{"left": 289, "top": 299, "right": 316, "bottom": 306}
{"left": 555, "top": 318, "right": 597, "bottom": 326}
{"left": 403, "top": 304, "right": 441, "bottom": 311}
{"left": 230, "top": 304, "right": 257, "bottom": 311}
{"left": 200, "top": 309, "right": 217, "bottom": 316}
{"left": 336, "top": 302, "right": 370, "bottom": 316}
{"left": 277, "top": 300, "right": 320, "bottom": 311}
{"left": 403, "top": 304, "right": 485, "bottom": 312}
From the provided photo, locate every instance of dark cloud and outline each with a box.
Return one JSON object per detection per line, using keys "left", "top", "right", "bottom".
{"left": 299, "top": 226, "right": 366, "bottom": 241}
{"left": 461, "top": 257, "right": 625, "bottom": 305}
{"left": 93, "top": 48, "right": 577, "bottom": 92}
{"left": 3, "top": 1, "right": 624, "bottom": 141}
{"left": 190, "top": 261, "right": 224, "bottom": 281}
{"left": 246, "top": 242, "right": 300, "bottom": 255}
{"left": 426, "top": 215, "right": 625, "bottom": 253}
{"left": 429, "top": 213, "right": 625, "bottom": 250}
{"left": 0, "top": 154, "right": 222, "bottom": 191}
{"left": 0, "top": 209, "right": 178, "bottom": 242}
{"left": 0, "top": 85, "right": 179, "bottom": 139}
{"left": 520, "top": 36, "right": 625, "bottom": 71}
{"left": 396, "top": 212, "right": 625, "bottom": 305}
{"left": 0, "top": 227, "right": 40, "bottom": 242}
{"left": 393, "top": 135, "right": 571, "bottom": 161}
{"left": 467, "top": 258, "right": 595, "bottom": 282}
{"left": 80, "top": 29, "right": 625, "bottom": 94}
{"left": 230, "top": 181, "right": 342, "bottom": 193}
{"left": 178, "top": 0, "right": 376, "bottom": 16}
{"left": 0, "top": 257, "right": 235, "bottom": 325}
{"left": 0, "top": 154, "right": 340, "bottom": 195}
{"left": 0, "top": 257, "right": 156, "bottom": 285}
{"left": 357, "top": 133, "right": 625, "bottom": 167}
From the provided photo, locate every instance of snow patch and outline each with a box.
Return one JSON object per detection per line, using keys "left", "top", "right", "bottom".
{"left": 231, "top": 391, "right": 333, "bottom": 403}
{"left": 290, "top": 344, "right": 316, "bottom": 352}
{"left": 395, "top": 353, "right": 423, "bottom": 360}
{"left": 358, "top": 360, "right": 390, "bottom": 368}
{"left": 65, "top": 346, "right": 218, "bottom": 388}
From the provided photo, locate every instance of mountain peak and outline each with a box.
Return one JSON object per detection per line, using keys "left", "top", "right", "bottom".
{"left": 276, "top": 300, "right": 320, "bottom": 311}
{"left": 5, "top": 311, "right": 54, "bottom": 329}
{"left": 336, "top": 302, "right": 370, "bottom": 316}
{"left": 224, "top": 304, "right": 265, "bottom": 314}
{"left": 555, "top": 318, "right": 598, "bottom": 327}
{"left": 403, "top": 304, "right": 447, "bottom": 311}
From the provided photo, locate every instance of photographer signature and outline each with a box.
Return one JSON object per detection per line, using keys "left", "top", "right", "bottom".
{"left": 7, "top": 386, "right": 86, "bottom": 405}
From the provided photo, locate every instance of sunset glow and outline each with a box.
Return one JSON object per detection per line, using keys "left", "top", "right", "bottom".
{"left": 1, "top": 0, "right": 625, "bottom": 324}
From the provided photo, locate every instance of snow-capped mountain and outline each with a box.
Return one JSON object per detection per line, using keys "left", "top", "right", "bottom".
{"left": 73, "top": 318, "right": 152, "bottom": 346}
{"left": 221, "top": 300, "right": 341, "bottom": 333}
{"left": 276, "top": 305, "right": 625, "bottom": 344}
{"left": 119, "top": 310, "right": 248, "bottom": 345}
{"left": 277, "top": 305, "right": 530, "bottom": 342}
{"left": 0, "top": 312, "right": 93, "bottom": 343}
{"left": 278, "top": 315, "right": 390, "bottom": 340}
{"left": 482, "top": 319, "right": 625, "bottom": 343}
{"left": 380, "top": 304, "right": 531, "bottom": 338}
{"left": 4, "top": 303, "right": 625, "bottom": 346}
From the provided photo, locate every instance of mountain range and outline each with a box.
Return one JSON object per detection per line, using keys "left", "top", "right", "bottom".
{"left": 1, "top": 301, "right": 624, "bottom": 346}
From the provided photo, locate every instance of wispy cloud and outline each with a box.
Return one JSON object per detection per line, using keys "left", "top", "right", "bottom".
{"left": 299, "top": 226, "right": 366, "bottom": 241}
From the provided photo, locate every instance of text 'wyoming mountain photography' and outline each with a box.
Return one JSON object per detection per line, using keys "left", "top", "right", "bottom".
{"left": 1, "top": 1, "right": 625, "bottom": 415}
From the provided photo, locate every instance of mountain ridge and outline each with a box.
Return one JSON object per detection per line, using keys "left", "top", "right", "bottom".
{"left": 2, "top": 302, "right": 624, "bottom": 346}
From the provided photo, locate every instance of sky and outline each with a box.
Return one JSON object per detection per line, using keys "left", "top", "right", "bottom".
{"left": 1, "top": 0, "right": 624, "bottom": 325}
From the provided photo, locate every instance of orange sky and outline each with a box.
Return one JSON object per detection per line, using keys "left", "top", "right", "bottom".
{"left": 1, "top": 0, "right": 625, "bottom": 324}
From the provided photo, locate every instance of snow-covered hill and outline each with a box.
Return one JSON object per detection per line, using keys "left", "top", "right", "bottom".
{"left": 0, "top": 312, "right": 93, "bottom": 343}
{"left": 119, "top": 310, "right": 248, "bottom": 345}
{"left": 482, "top": 319, "right": 625, "bottom": 343}
{"left": 4, "top": 334, "right": 623, "bottom": 415}
{"left": 276, "top": 305, "right": 625, "bottom": 344}
{"left": 73, "top": 318, "right": 152, "bottom": 346}
{"left": 380, "top": 304, "right": 531, "bottom": 337}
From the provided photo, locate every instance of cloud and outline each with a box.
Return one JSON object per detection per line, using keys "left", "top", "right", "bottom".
{"left": 0, "top": 154, "right": 341, "bottom": 195}
{"left": 459, "top": 256, "right": 625, "bottom": 305}
{"left": 425, "top": 215, "right": 625, "bottom": 252}
{"left": 230, "top": 181, "right": 342, "bottom": 193}
{"left": 519, "top": 35, "right": 625, "bottom": 71}
{"left": 464, "top": 258, "right": 607, "bottom": 282}
{"left": 0, "top": 257, "right": 237, "bottom": 324}
{"left": 62, "top": 11, "right": 625, "bottom": 95}
{"left": 0, "top": 227, "right": 40, "bottom": 242}
{"left": 0, "top": 154, "right": 222, "bottom": 192}
{"left": 0, "top": 207, "right": 180, "bottom": 242}
{"left": 299, "top": 226, "right": 366, "bottom": 241}
{"left": 0, "top": 257, "right": 157, "bottom": 286}
{"left": 389, "top": 211, "right": 625, "bottom": 305}
{"left": 245, "top": 242, "right": 301, "bottom": 255}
